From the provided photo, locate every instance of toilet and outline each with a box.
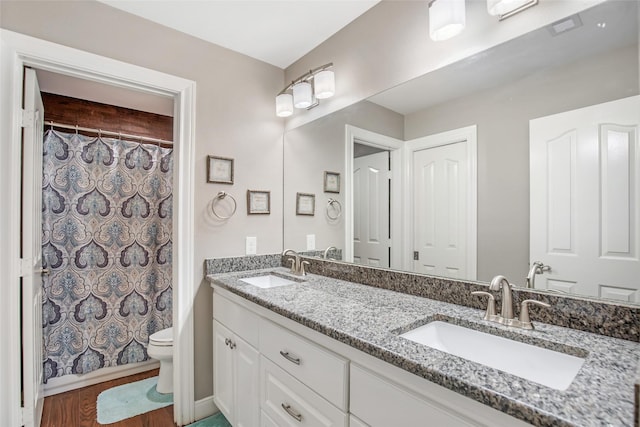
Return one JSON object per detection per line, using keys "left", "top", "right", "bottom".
{"left": 147, "top": 327, "right": 173, "bottom": 394}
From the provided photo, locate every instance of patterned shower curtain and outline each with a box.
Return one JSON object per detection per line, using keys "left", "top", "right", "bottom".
{"left": 41, "top": 129, "right": 173, "bottom": 381}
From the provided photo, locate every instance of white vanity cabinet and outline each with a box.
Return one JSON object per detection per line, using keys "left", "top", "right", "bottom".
{"left": 213, "top": 295, "right": 261, "bottom": 427}
{"left": 212, "top": 285, "right": 533, "bottom": 427}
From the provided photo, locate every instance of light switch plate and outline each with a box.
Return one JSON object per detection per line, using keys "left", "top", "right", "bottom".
{"left": 246, "top": 236, "right": 257, "bottom": 255}
{"left": 306, "top": 234, "right": 316, "bottom": 250}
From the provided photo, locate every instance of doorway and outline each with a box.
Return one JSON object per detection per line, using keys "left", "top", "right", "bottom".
{"left": 1, "top": 30, "right": 196, "bottom": 426}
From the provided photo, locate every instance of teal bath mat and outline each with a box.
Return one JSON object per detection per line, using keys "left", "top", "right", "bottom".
{"left": 187, "top": 412, "right": 231, "bottom": 427}
{"left": 96, "top": 376, "right": 173, "bottom": 424}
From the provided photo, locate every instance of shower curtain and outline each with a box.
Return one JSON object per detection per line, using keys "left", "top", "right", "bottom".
{"left": 41, "top": 129, "right": 173, "bottom": 381}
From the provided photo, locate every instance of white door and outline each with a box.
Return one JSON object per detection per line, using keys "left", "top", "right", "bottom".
{"left": 353, "top": 151, "right": 390, "bottom": 267}
{"left": 234, "top": 335, "right": 260, "bottom": 427}
{"left": 21, "top": 68, "right": 45, "bottom": 427}
{"left": 530, "top": 95, "right": 640, "bottom": 302}
{"left": 413, "top": 141, "right": 468, "bottom": 279}
{"left": 213, "top": 321, "right": 235, "bottom": 424}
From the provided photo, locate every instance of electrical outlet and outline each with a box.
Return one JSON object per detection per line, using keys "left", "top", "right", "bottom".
{"left": 306, "top": 234, "right": 316, "bottom": 250}
{"left": 246, "top": 236, "right": 257, "bottom": 255}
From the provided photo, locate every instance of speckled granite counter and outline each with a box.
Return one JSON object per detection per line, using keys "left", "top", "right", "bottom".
{"left": 208, "top": 267, "right": 640, "bottom": 427}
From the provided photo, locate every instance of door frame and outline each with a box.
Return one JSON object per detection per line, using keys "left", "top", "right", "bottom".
{"left": 403, "top": 125, "right": 478, "bottom": 279}
{"left": 345, "top": 125, "right": 404, "bottom": 269}
{"left": 0, "top": 30, "right": 197, "bottom": 426}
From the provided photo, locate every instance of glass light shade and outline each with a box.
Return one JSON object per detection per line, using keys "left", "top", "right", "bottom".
{"left": 313, "top": 70, "right": 335, "bottom": 99}
{"left": 275, "top": 93, "right": 293, "bottom": 117}
{"left": 487, "top": 0, "right": 531, "bottom": 16}
{"left": 429, "top": 0, "right": 465, "bottom": 41}
{"left": 293, "top": 81, "right": 313, "bottom": 109}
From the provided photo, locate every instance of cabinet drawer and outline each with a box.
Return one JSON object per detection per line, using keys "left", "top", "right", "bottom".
{"left": 213, "top": 292, "right": 259, "bottom": 347}
{"left": 261, "top": 356, "right": 347, "bottom": 427}
{"left": 350, "top": 364, "right": 475, "bottom": 427}
{"left": 260, "top": 319, "right": 348, "bottom": 410}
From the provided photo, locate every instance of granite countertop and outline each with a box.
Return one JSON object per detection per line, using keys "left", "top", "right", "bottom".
{"left": 208, "top": 267, "right": 640, "bottom": 427}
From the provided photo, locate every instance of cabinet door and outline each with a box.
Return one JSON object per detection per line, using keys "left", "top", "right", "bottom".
{"left": 213, "top": 321, "right": 235, "bottom": 425}
{"left": 235, "top": 335, "right": 260, "bottom": 427}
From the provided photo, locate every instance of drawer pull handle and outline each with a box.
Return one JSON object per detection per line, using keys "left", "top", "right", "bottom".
{"left": 281, "top": 403, "right": 302, "bottom": 422}
{"left": 279, "top": 350, "right": 301, "bottom": 365}
{"left": 224, "top": 338, "right": 230, "bottom": 346}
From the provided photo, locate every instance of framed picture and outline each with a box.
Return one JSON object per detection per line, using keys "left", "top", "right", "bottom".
{"left": 247, "top": 190, "right": 270, "bottom": 215}
{"left": 324, "top": 171, "right": 340, "bottom": 193}
{"left": 296, "top": 192, "right": 315, "bottom": 216}
{"left": 207, "top": 155, "right": 234, "bottom": 184}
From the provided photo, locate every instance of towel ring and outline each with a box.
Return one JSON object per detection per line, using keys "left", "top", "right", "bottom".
{"left": 211, "top": 191, "right": 237, "bottom": 220}
{"left": 326, "top": 198, "right": 342, "bottom": 220}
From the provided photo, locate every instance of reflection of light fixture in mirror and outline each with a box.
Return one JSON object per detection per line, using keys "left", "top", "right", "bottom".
{"left": 487, "top": 0, "right": 538, "bottom": 20}
{"left": 429, "top": 0, "right": 466, "bottom": 41}
{"left": 275, "top": 63, "right": 334, "bottom": 117}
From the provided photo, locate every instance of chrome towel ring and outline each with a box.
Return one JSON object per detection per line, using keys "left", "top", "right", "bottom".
{"left": 326, "top": 198, "right": 342, "bottom": 220}
{"left": 212, "top": 191, "right": 237, "bottom": 220}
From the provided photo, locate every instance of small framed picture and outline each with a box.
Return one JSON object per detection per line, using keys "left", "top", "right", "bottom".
{"left": 324, "top": 171, "right": 340, "bottom": 193}
{"left": 247, "top": 190, "right": 270, "bottom": 215}
{"left": 207, "top": 155, "right": 234, "bottom": 184}
{"left": 296, "top": 192, "right": 315, "bottom": 216}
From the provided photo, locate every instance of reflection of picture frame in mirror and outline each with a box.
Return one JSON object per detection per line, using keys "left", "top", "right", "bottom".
{"left": 324, "top": 171, "right": 340, "bottom": 193}
{"left": 207, "top": 155, "right": 234, "bottom": 184}
{"left": 247, "top": 190, "right": 270, "bottom": 215}
{"left": 296, "top": 192, "right": 315, "bottom": 216}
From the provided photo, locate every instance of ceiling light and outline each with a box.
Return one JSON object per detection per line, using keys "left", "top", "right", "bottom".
{"left": 429, "top": 0, "right": 466, "bottom": 42}
{"left": 488, "top": 0, "right": 538, "bottom": 20}
{"left": 275, "top": 63, "right": 334, "bottom": 117}
{"left": 275, "top": 93, "right": 293, "bottom": 117}
{"left": 314, "top": 70, "right": 335, "bottom": 99}
{"left": 293, "top": 82, "right": 313, "bottom": 109}
{"left": 547, "top": 14, "right": 583, "bottom": 37}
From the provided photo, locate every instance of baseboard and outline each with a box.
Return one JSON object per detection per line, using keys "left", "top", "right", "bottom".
{"left": 194, "top": 395, "right": 218, "bottom": 421}
{"left": 43, "top": 360, "right": 160, "bottom": 397}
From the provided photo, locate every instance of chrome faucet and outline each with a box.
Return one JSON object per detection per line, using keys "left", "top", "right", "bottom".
{"left": 490, "top": 275, "right": 515, "bottom": 320}
{"left": 473, "top": 275, "right": 551, "bottom": 330}
{"left": 282, "top": 249, "right": 310, "bottom": 276}
{"left": 323, "top": 246, "right": 337, "bottom": 260}
{"left": 525, "top": 261, "right": 551, "bottom": 288}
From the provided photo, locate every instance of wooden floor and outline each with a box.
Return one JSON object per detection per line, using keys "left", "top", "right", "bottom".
{"left": 41, "top": 369, "right": 177, "bottom": 427}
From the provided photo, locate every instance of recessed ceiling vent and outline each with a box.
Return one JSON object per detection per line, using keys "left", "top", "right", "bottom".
{"left": 548, "top": 14, "right": 583, "bottom": 36}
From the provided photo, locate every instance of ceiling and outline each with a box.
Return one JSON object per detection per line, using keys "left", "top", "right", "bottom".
{"left": 97, "top": 0, "right": 380, "bottom": 69}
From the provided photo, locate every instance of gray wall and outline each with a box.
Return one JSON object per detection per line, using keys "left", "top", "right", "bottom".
{"left": 284, "top": 101, "right": 403, "bottom": 252}
{"left": 1, "top": 0, "right": 284, "bottom": 400}
{"left": 284, "top": 0, "right": 605, "bottom": 131}
{"left": 405, "top": 45, "right": 639, "bottom": 283}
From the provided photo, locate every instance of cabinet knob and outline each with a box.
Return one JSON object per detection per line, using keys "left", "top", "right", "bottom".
{"left": 224, "top": 338, "right": 230, "bottom": 346}
{"left": 281, "top": 403, "right": 302, "bottom": 422}
{"left": 229, "top": 341, "right": 236, "bottom": 349}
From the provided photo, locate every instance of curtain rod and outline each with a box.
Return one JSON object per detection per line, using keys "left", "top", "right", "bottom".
{"left": 46, "top": 121, "right": 173, "bottom": 146}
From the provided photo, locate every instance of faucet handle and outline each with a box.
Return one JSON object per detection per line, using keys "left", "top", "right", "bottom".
{"left": 287, "top": 257, "right": 296, "bottom": 273}
{"left": 300, "top": 260, "right": 310, "bottom": 276}
{"left": 471, "top": 291, "right": 497, "bottom": 321}
{"left": 519, "top": 299, "right": 551, "bottom": 329}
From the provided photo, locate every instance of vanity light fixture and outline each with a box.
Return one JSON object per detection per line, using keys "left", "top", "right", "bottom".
{"left": 428, "top": 0, "right": 466, "bottom": 41}
{"left": 487, "top": 0, "right": 538, "bottom": 20}
{"left": 275, "top": 63, "right": 335, "bottom": 117}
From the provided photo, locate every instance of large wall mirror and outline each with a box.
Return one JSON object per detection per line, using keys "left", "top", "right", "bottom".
{"left": 283, "top": 1, "right": 640, "bottom": 304}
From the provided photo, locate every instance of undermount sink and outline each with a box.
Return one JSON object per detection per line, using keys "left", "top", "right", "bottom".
{"left": 240, "top": 274, "right": 299, "bottom": 289}
{"left": 400, "top": 321, "right": 585, "bottom": 390}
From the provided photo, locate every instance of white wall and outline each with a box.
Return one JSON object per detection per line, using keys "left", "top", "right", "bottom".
{"left": 284, "top": 0, "right": 605, "bottom": 131}
{"left": 284, "top": 101, "right": 403, "bottom": 252}
{"left": 0, "top": 0, "right": 284, "bottom": 400}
